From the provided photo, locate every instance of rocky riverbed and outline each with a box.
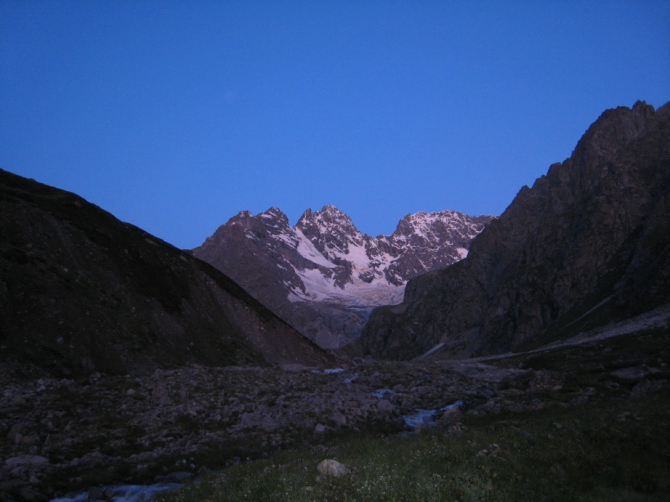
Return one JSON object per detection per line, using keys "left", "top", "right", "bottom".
{"left": 0, "top": 359, "right": 539, "bottom": 500}
{"left": 1, "top": 319, "right": 669, "bottom": 501}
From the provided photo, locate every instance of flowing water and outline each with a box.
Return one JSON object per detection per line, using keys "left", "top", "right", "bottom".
{"left": 50, "top": 483, "right": 182, "bottom": 502}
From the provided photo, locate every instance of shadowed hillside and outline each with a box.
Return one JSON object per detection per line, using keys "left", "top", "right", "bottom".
{"left": 0, "top": 169, "right": 335, "bottom": 378}
{"left": 357, "top": 101, "right": 670, "bottom": 360}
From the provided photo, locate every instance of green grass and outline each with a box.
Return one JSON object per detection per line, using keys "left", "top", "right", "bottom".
{"left": 156, "top": 387, "right": 670, "bottom": 502}
{"left": 154, "top": 328, "right": 670, "bottom": 501}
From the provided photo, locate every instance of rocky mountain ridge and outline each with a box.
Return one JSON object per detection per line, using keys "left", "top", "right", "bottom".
{"left": 357, "top": 100, "right": 670, "bottom": 360}
{"left": 193, "top": 206, "right": 492, "bottom": 348}
{"left": 0, "top": 169, "right": 334, "bottom": 378}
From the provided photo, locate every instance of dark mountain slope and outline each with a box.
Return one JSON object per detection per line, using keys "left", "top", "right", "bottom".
{"left": 357, "top": 101, "right": 670, "bottom": 360}
{"left": 0, "top": 169, "right": 334, "bottom": 378}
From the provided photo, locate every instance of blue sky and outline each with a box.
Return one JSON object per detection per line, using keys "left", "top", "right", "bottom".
{"left": 1, "top": 1, "right": 668, "bottom": 249}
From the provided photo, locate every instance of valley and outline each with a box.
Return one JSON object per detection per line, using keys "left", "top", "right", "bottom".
{"left": 0, "top": 100, "right": 668, "bottom": 500}
{"left": 1, "top": 309, "right": 668, "bottom": 500}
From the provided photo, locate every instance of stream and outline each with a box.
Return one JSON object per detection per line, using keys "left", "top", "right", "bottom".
{"left": 50, "top": 482, "right": 182, "bottom": 502}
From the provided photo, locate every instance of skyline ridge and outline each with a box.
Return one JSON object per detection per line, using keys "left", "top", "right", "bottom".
{"left": 2, "top": 3, "right": 667, "bottom": 248}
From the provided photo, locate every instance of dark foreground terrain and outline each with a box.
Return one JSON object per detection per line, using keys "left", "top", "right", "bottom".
{"left": 1, "top": 306, "right": 669, "bottom": 501}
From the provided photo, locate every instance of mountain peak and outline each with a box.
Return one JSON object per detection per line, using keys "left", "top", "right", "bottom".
{"left": 228, "top": 209, "right": 252, "bottom": 220}
{"left": 260, "top": 207, "right": 289, "bottom": 222}
{"left": 298, "top": 204, "right": 349, "bottom": 222}
{"left": 195, "top": 204, "right": 493, "bottom": 348}
{"left": 389, "top": 209, "right": 492, "bottom": 251}
{"left": 296, "top": 205, "right": 363, "bottom": 256}
{"left": 320, "top": 204, "right": 346, "bottom": 215}
{"left": 298, "top": 205, "right": 359, "bottom": 233}
{"left": 224, "top": 208, "right": 290, "bottom": 231}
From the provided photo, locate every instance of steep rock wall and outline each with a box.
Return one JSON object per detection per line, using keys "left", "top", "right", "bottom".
{"left": 358, "top": 101, "right": 670, "bottom": 360}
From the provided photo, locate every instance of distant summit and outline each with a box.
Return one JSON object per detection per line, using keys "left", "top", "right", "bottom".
{"left": 193, "top": 205, "right": 493, "bottom": 348}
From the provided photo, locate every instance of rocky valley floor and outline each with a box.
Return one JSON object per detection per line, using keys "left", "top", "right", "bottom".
{"left": 1, "top": 318, "right": 669, "bottom": 501}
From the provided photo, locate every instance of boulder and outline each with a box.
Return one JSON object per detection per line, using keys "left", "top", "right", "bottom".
{"left": 377, "top": 399, "right": 394, "bottom": 415}
{"left": 316, "top": 459, "right": 351, "bottom": 479}
{"left": 4, "top": 455, "right": 49, "bottom": 468}
{"left": 331, "top": 412, "right": 347, "bottom": 427}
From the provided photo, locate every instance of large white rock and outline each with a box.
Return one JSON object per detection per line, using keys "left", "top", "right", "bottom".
{"left": 316, "top": 459, "right": 351, "bottom": 478}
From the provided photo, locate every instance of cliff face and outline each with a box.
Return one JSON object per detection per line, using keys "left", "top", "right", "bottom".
{"left": 0, "top": 170, "right": 334, "bottom": 378}
{"left": 358, "top": 101, "right": 670, "bottom": 360}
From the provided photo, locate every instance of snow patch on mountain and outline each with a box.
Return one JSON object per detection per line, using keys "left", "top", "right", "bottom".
{"left": 294, "top": 229, "right": 337, "bottom": 269}
{"left": 193, "top": 204, "right": 494, "bottom": 348}
{"left": 269, "top": 205, "right": 492, "bottom": 307}
{"left": 290, "top": 266, "right": 405, "bottom": 307}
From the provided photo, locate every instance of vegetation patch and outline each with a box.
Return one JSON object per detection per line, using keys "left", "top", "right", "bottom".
{"left": 157, "top": 388, "right": 670, "bottom": 501}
